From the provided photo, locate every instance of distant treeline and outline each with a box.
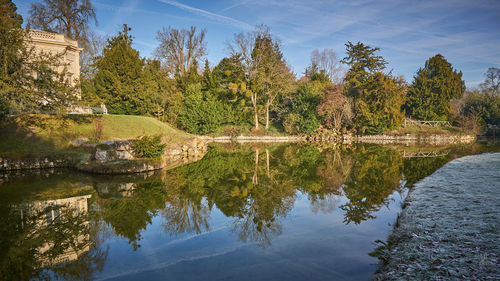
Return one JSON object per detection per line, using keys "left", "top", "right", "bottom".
{"left": 1, "top": 0, "right": 499, "bottom": 135}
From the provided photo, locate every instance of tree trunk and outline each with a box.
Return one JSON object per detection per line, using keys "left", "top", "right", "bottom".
{"left": 265, "top": 100, "right": 270, "bottom": 130}
{"left": 254, "top": 107, "right": 259, "bottom": 130}
{"left": 252, "top": 93, "right": 259, "bottom": 130}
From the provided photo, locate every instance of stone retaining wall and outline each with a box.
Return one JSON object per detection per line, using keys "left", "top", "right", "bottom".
{"left": 1, "top": 137, "right": 208, "bottom": 174}
{"left": 0, "top": 155, "right": 78, "bottom": 172}
{"left": 77, "top": 137, "right": 208, "bottom": 174}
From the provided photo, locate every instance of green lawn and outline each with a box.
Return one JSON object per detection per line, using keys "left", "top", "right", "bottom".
{"left": 0, "top": 114, "right": 191, "bottom": 157}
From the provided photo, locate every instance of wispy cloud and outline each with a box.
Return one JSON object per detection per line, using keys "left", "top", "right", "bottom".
{"left": 158, "top": 0, "right": 253, "bottom": 30}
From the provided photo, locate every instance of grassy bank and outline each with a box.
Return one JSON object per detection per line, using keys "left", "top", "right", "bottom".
{"left": 0, "top": 114, "right": 191, "bottom": 158}
{"left": 385, "top": 124, "right": 472, "bottom": 136}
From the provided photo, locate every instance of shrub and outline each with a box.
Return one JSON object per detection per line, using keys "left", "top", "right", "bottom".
{"left": 283, "top": 113, "right": 300, "bottom": 134}
{"left": 134, "top": 134, "right": 166, "bottom": 159}
{"left": 92, "top": 118, "right": 104, "bottom": 142}
{"left": 0, "top": 94, "right": 10, "bottom": 119}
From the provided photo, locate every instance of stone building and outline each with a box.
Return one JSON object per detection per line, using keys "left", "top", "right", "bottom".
{"left": 26, "top": 29, "right": 82, "bottom": 87}
{"left": 25, "top": 29, "right": 107, "bottom": 114}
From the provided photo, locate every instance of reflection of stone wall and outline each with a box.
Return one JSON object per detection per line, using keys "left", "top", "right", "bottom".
{"left": 354, "top": 134, "right": 476, "bottom": 145}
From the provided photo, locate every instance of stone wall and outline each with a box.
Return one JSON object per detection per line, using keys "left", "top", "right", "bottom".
{"left": 1, "top": 137, "right": 208, "bottom": 174}
{"left": 0, "top": 155, "right": 78, "bottom": 172}
{"left": 76, "top": 137, "right": 208, "bottom": 174}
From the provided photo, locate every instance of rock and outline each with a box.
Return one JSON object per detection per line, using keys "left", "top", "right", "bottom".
{"left": 115, "top": 150, "right": 134, "bottom": 160}
{"left": 69, "top": 137, "right": 89, "bottom": 147}
{"left": 94, "top": 149, "right": 109, "bottom": 162}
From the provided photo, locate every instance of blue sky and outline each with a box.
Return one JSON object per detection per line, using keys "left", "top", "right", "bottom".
{"left": 14, "top": 0, "right": 500, "bottom": 88}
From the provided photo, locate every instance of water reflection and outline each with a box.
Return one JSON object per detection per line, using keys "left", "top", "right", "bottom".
{"left": 0, "top": 142, "right": 497, "bottom": 280}
{"left": 0, "top": 188, "right": 108, "bottom": 280}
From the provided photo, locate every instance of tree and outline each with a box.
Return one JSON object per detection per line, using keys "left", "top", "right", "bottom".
{"left": 228, "top": 25, "right": 271, "bottom": 130}
{"left": 0, "top": 0, "right": 24, "bottom": 117}
{"left": 212, "top": 55, "right": 250, "bottom": 125}
{"left": 80, "top": 31, "right": 106, "bottom": 80}
{"left": 459, "top": 90, "right": 500, "bottom": 130}
{"left": 284, "top": 81, "right": 324, "bottom": 134}
{"left": 310, "top": 48, "right": 344, "bottom": 84}
{"left": 405, "top": 54, "right": 465, "bottom": 121}
{"left": 94, "top": 25, "right": 163, "bottom": 115}
{"left": 342, "top": 41, "right": 387, "bottom": 97}
{"left": 229, "top": 25, "right": 295, "bottom": 130}
{"left": 27, "top": 0, "right": 97, "bottom": 46}
{"left": 341, "top": 42, "right": 403, "bottom": 134}
{"left": 317, "top": 84, "right": 351, "bottom": 131}
{"left": 480, "top": 67, "right": 500, "bottom": 95}
{"left": 252, "top": 33, "right": 296, "bottom": 130}
{"left": 154, "top": 26, "right": 206, "bottom": 76}
{"left": 354, "top": 72, "right": 405, "bottom": 134}
{"left": 80, "top": 31, "right": 106, "bottom": 105}
{"left": 177, "top": 83, "right": 226, "bottom": 134}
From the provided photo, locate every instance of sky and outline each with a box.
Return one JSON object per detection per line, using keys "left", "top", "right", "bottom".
{"left": 13, "top": 0, "right": 500, "bottom": 88}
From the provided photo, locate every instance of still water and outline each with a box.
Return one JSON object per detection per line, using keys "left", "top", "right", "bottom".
{"left": 0, "top": 142, "right": 498, "bottom": 281}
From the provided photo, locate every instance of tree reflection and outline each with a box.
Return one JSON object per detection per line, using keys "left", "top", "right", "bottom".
{"left": 162, "top": 145, "right": 297, "bottom": 246}
{"left": 96, "top": 178, "right": 168, "bottom": 250}
{"left": 340, "top": 145, "right": 404, "bottom": 224}
{"left": 1, "top": 143, "right": 489, "bottom": 278}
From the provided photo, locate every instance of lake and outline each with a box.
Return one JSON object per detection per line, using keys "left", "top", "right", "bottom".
{"left": 0, "top": 141, "right": 498, "bottom": 281}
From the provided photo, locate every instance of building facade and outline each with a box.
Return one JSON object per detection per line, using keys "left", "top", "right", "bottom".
{"left": 25, "top": 30, "right": 107, "bottom": 114}
{"left": 26, "top": 29, "right": 82, "bottom": 87}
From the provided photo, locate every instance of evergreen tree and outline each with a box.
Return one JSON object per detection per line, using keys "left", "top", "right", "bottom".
{"left": 0, "top": 0, "right": 24, "bottom": 117}
{"left": 342, "top": 41, "right": 387, "bottom": 98}
{"left": 405, "top": 54, "right": 465, "bottom": 121}
{"left": 341, "top": 42, "right": 404, "bottom": 134}
{"left": 94, "top": 25, "right": 162, "bottom": 115}
{"left": 355, "top": 72, "right": 405, "bottom": 134}
{"left": 177, "top": 83, "right": 226, "bottom": 134}
{"left": 201, "top": 59, "right": 217, "bottom": 92}
{"left": 284, "top": 81, "right": 324, "bottom": 134}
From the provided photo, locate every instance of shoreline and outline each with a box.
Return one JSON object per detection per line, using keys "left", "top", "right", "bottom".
{"left": 1, "top": 133, "right": 477, "bottom": 174}
{"left": 375, "top": 152, "right": 500, "bottom": 280}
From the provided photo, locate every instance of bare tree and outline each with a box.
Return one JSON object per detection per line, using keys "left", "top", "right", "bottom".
{"left": 80, "top": 31, "right": 106, "bottom": 80}
{"left": 310, "top": 48, "right": 344, "bottom": 84}
{"left": 317, "top": 84, "right": 346, "bottom": 130}
{"left": 154, "top": 26, "right": 206, "bottom": 76}
{"left": 28, "top": 0, "right": 97, "bottom": 46}
{"left": 480, "top": 67, "right": 500, "bottom": 95}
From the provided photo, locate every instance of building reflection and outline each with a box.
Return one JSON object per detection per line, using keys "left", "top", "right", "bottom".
{"left": 16, "top": 194, "right": 92, "bottom": 267}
